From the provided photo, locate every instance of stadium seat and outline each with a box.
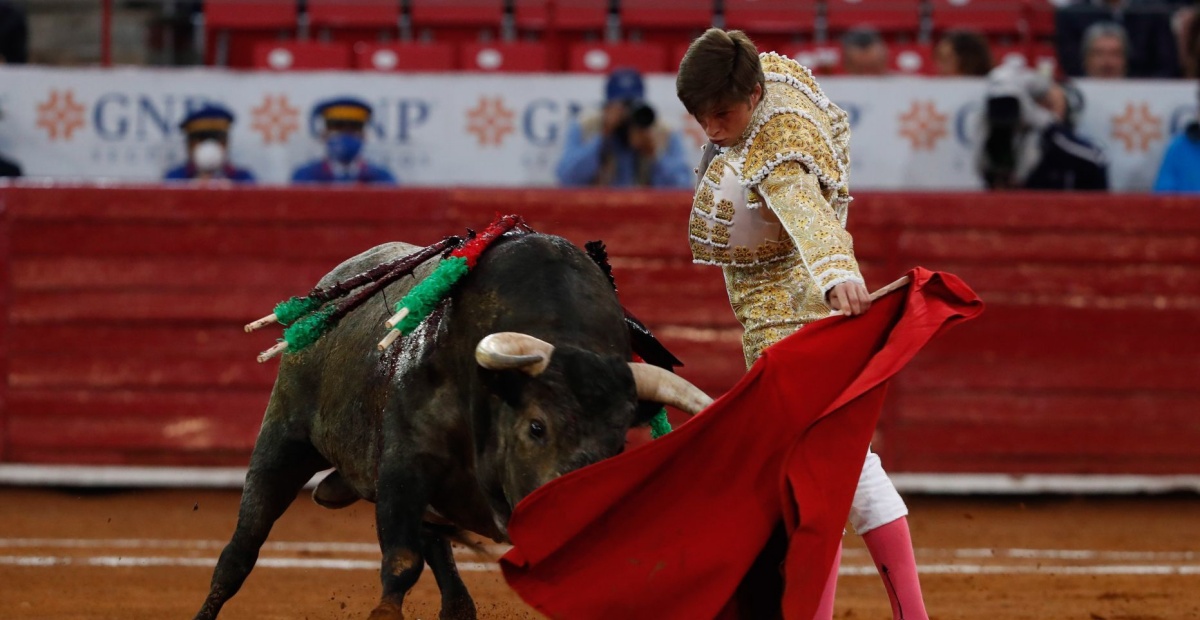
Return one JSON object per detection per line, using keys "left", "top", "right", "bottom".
{"left": 992, "top": 42, "right": 1060, "bottom": 75}
{"left": 513, "top": 0, "right": 610, "bottom": 36}
{"left": 619, "top": 0, "right": 713, "bottom": 46}
{"left": 825, "top": 0, "right": 923, "bottom": 37}
{"left": 568, "top": 41, "right": 669, "bottom": 74}
{"left": 409, "top": 0, "right": 506, "bottom": 43}
{"left": 252, "top": 41, "right": 353, "bottom": 70}
{"left": 205, "top": 0, "right": 299, "bottom": 67}
{"left": 512, "top": 0, "right": 611, "bottom": 70}
{"left": 929, "top": 0, "right": 1026, "bottom": 37}
{"left": 307, "top": 0, "right": 400, "bottom": 41}
{"left": 1026, "top": 0, "right": 1058, "bottom": 40}
{"left": 460, "top": 41, "right": 550, "bottom": 72}
{"left": 778, "top": 43, "right": 842, "bottom": 75}
{"left": 354, "top": 41, "right": 456, "bottom": 71}
{"left": 889, "top": 42, "right": 934, "bottom": 74}
{"left": 723, "top": 0, "right": 818, "bottom": 53}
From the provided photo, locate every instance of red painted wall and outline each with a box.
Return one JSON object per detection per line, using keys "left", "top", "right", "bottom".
{"left": 2, "top": 185, "right": 1198, "bottom": 473}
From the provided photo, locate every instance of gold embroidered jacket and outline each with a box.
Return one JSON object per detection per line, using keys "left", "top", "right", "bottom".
{"left": 688, "top": 52, "right": 865, "bottom": 367}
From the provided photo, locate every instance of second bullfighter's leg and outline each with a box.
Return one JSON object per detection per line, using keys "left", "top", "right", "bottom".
{"left": 368, "top": 452, "right": 447, "bottom": 620}
{"left": 193, "top": 426, "right": 328, "bottom": 620}
{"left": 421, "top": 529, "right": 477, "bottom": 620}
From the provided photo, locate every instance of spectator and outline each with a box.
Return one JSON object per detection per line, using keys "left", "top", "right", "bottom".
{"left": 292, "top": 97, "right": 395, "bottom": 184}
{"left": 841, "top": 27, "right": 890, "bottom": 75}
{"left": 1153, "top": 82, "right": 1200, "bottom": 192}
{"left": 0, "top": 0, "right": 28, "bottom": 64}
{"left": 977, "top": 62, "right": 1108, "bottom": 190}
{"left": 934, "top": 29, "right": 994, "bottom": 76}
{"left": 1056, "top": 0, "right": 1181, "bottom": 78}
{"left": 1082, "top": 21, "right": 1130, "bottom": 77}
{"left": 556, "top": 68, "right": 692, "bottom": 189}
{"left": 165, "top": 104, "right": 255, "bottom": 182}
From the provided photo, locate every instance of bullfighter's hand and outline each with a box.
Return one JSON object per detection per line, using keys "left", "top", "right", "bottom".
{"left": 827, "top": 281, "right": 871, "bottom": 316}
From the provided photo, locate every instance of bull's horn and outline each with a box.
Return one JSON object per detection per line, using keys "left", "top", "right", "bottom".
{"left": 629, "top": 363, "right": 713, "bottom": 416}
{"left": 475, "top": 333, "right": 554, "bottom": 376}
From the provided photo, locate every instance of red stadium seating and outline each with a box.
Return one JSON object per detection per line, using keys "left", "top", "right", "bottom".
{"left": 307, "top": 0, "right": 399, "bottom": 29}
{"left": 929, "top": 0, "right": 1026, "bottom": 37}
{"left": 723, "top": 0, "right": 818, "bottom": 53}
{"left": 513, "top": 0, "right": 610, "bottom": 34}
{"left": 307, "top": 0, "right": 400, "bottom": 41}
{"left": 205, "top": 0, "right": 299, "bottom": 67}
{"left": 619, "top": 0, "right": 712, "bottom": 46}
{"left": 460, "top": 41, "right": 550, "bottom": 72}
{"left": 568, "top": 41, "right": 669, "bottom": 74}
{"left": 354, "top": 41, "right": 456, "bottom": 71}
{"left": 825, "top": 0, "right": 923, "bottom": 37}
{"left": 409, "top": 0, "right": 506, "bottom": 43}
{"left": 206, "top": 0, "right": 297, "bottom": 29}
{"left": 1026, "top": 0, "right": 1058, "bottom": 40}
{"left": 252, "top": 41, "right": 353, "bottom": 70}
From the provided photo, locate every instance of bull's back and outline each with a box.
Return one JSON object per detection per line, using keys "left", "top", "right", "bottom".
{"left": 267, "top": 241, "right": 436, "bottom": 497}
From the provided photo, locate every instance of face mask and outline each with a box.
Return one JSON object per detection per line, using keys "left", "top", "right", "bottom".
{"left": 326, "top": 132, "right": 364, "bottom": 164}
{"left": 192, "top": 140, "right": 226, "bottom": 172}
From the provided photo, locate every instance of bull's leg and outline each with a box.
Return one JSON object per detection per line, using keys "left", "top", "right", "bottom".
{"left": 368, "top": 454, "right": 441, "bottom": 620}
{"left": 194, "top": 429, "right": 327, "bottom": 620}
{"left": 420, "top": 530, "right": 476, "bottom": 620}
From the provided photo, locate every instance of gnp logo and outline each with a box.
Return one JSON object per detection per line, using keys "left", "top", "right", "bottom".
{"left": 65, "top": 92, "right": 230, "bottom": 166}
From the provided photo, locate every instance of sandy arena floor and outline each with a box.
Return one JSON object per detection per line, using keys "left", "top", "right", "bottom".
{"left": 0, "top": 488, "right": 1197, "bottom": 619}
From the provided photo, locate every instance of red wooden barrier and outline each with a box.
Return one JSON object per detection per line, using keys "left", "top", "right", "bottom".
{"left": 2, "top": 185, "right": 1198, "bottom": 474}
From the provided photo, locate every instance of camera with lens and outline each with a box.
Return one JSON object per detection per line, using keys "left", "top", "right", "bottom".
{"left": 978, "top": 63, "right": 1059, "bottom": 189}
{"left": 614, "top": 99, "right": 657, "bottom": 146}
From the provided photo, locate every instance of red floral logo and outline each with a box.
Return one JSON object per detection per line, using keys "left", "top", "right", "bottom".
{"left": 36, "top": 90, "right": 87, "bottom": 141}
{"left": 466, "top": 97, "right": 515, "bottom": 147}
{"left": 251, "top": 94, "right": 300, "bottom": 144}
{"left": 1111, "top": 103, "right": 1163, "bottom": 153}
{"left": 898, "top": 101, "right": 948, "bottom": 151}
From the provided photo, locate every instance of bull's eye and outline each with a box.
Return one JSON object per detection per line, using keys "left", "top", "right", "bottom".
{"left": 529, "top": 419, "right": 546, "bottom": 440}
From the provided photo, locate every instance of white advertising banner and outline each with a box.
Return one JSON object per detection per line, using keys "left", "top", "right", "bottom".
{"left": 0, "top": 66, "right": 1195, "bottom": 191}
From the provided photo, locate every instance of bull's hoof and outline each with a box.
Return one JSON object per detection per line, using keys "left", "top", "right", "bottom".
{"left": 439, "top": 597, "right": 477, "bottom": 620}
{"left": 367, "top": 600, "right": 405, "bottom": 620}
{"left": 313, "top": 470, "right": 360, "bottom": 509}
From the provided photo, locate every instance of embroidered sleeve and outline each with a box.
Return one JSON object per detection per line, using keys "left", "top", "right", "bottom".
{"left": 759, "top": 160, "right": 863, "bottom": 293}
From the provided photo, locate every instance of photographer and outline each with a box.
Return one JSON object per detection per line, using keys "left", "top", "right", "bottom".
{"left": 556, "top": 68, "right": 693, "bottom": 189}
{"left": 977, "top": 62, "right": 1108, "bottom": 191}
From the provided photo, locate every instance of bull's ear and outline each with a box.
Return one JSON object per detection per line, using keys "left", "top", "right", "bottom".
{"left": 478, "top": 363, "right": 528, "bottom": 406}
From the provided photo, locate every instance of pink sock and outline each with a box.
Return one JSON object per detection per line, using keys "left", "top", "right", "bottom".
{"left": 861, "top": 517, "right": 929, "bottom": 620}
{"left": 811, "top": 542, "right": 841, "bottom": 620}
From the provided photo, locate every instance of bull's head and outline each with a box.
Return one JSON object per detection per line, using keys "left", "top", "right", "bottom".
{"left": 475, "top": 332, "right": 712, "bottom": 519}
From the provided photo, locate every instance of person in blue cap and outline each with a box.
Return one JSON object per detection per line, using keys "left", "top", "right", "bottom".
{"left": 165, "top": 104, "right": 255, "bottom": 182}
{"left": 556, "top": 67, "right": 693, "bottom": 189}
{"left": 291, "top": 97, "right": 396, "bottom": 184}
{"left": 1153, "top": 80, "right": 1200, "bottom": 193}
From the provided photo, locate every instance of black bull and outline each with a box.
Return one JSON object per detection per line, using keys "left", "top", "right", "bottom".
{"left": 194, "top": 233, "right": 712, "bottom": 620}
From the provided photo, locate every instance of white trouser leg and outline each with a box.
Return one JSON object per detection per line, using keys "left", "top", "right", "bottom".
{"left": 848, "top": 448, "right": 908, "bottom": 536}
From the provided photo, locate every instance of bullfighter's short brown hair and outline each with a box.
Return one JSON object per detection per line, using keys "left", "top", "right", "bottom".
{"left": 676, "top": 29, "right": 766, "bottom": 119}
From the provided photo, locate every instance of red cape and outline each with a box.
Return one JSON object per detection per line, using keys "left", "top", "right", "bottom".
{"left": 500, "top": 268, "right": 983, "bottom": 619}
